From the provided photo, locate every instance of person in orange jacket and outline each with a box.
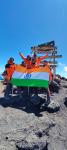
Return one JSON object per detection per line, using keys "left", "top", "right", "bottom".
{"left": 43, "top": 60, "right": 53, "bottom": 102}
{"left": 31, "top": 52, "right": 48, "bottom": 67}
{"left": 19, "top": 52, "right": 32, "bottom": 69}
{"left": 43, "top": 60, "right": 52, "bottom": 81}
{"left": 4, "top": 57, "right": 16, "bottom": 81}
{"left": 4, "top": 57, "right": 16, "bottom": 99}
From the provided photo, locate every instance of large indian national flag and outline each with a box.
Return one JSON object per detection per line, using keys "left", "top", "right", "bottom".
{"left": 10, "top": 65, "right": 50, "bottom": 88}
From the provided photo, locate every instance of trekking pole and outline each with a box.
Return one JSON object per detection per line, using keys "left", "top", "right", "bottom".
{"left": 12, "top": 86, "right": 13, "bottom": 96}
{"left": 28, "top": 86, "right": 30, "bottom": 96}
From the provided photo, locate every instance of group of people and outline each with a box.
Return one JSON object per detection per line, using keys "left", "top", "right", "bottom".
{"left": 19, "top": 52, "right": 49, "bottom": 68}
{"left": 2, "top": 52, "right": 53, "bottom": 100}
{"left": 3, "top": 52, "right": 52, "bottom": 81}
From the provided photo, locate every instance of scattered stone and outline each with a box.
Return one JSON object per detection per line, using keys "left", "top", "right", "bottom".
{"left": 16, "top": 140, "right": 48, "bottom": 150}
{"left": 49, "top": 80, "right": 60, "bottom": 93}
{"left": 63, "top": 85, "right": 67, "bottom": 88}
{"left": 5, "top": 136, "right": 8, "bottom": 140}
{"left": 0, "top": 79, "right": 67, "bottom": 150}
{"left": 35, "top": 131, "right": 43, "bottom": 138}
{"left": 64, "top": 97, "right": 67, "bottom": 107}
{"left": 47, "top": 100, "right": 60, "bottom": 113}
{"left": 35, "top": 123, "right": 55, "bottom": 139}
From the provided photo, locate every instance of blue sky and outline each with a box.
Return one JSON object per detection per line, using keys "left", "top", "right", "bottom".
{"left": 0, "top": 0, "right": 67, "bottom": 77}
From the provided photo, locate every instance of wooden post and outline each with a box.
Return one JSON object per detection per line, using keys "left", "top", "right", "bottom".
{"left": 53, "top": 48, "right": 56, "bottom": 80}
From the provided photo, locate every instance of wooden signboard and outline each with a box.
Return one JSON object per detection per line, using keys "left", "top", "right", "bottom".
{"left": 48, "top": 55, "right": 62, "bottom": 58}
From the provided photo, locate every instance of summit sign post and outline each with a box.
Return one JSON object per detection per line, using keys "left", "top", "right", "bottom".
{"left": 31, "top": 41, "right": 62, "bottom": 79}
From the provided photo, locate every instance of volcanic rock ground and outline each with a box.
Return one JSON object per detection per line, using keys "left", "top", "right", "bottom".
{"left": 0, "top": 80, "right": 67, "bottom": 150}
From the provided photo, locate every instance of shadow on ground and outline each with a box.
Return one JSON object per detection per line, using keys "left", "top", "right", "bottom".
{"left": 0, "top": 94, "right": 51, "bottom": 117}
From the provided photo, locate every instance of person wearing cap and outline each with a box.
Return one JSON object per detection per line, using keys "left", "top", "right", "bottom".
{"left": 4, "top": 57, "right": 16, "bottom": 80}
{"left": 19, "top": 52, "right": 32, "bottom": 69}
{"left": 7, "top": 57, "right": 14, "bottom": 64}
{"left": 4, "top": 57, "right": 16, "bottom": 99}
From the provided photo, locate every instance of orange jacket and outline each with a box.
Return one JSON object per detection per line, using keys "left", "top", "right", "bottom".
{"left": 35, "top": 54, "right": 48, "bottom": 67}
{"left": 19, "top": 52, "right": 32, "bottom": 69}
{"left": 5, "top": 64, "right": 16, "bottom": 81}
{"left": 19, "top": 52, "right": 48, "bottom": 68}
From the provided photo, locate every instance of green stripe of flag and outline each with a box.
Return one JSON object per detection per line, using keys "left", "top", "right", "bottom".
{"left": 10, "top": 79, "right": 49, "bottom": 88}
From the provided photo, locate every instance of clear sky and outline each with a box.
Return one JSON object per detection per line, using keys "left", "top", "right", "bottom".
{"left": 0, "top": 0, "right": 67, "bottom": 77}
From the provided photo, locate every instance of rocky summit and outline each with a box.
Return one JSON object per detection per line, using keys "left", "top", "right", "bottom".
{"left": 0, "top": 79, "right": 67, "bottom": 150}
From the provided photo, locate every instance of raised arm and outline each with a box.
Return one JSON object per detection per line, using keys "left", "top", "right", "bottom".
{"left": 19, "top": 52, "right": 26, "bottom": 61}
{"left": 39, "top": 54, "right": 48, "bottom": 61}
